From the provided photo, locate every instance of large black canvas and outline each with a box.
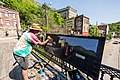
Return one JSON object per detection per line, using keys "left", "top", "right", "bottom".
{"left": 44, "top": 34, "right": 106, "bottom": 80}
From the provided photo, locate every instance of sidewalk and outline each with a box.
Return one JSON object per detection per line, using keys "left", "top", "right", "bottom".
{"left": 0, "top": 36, "right": 18, "bottom": 40}
{"left": 0, "top": 38, "right": 17, "bottom": 80}
{"left": 0, "top": 38, "right": 46, "bottom": 80}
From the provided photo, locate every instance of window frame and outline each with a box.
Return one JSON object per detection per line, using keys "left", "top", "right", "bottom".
{"left": 6, "top": 20, "right": 10, "bottom": 25}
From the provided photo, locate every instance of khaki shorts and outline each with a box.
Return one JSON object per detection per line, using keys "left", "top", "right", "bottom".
{"left": 13, "top": 54, "right": 29, "bottom": 70}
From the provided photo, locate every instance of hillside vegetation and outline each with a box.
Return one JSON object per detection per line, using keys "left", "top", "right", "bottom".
{"left": 108, "top": 21, "right": 120, "bottom": 35}
{"left": 0, "top": 0, "right": 64, "bottom": 32}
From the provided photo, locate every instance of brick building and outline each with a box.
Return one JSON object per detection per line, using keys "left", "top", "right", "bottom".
{"left": 0, "top": 6, "right": 20, "bottom": 29}
{"left": 0, "top": 2, "right": 21, "bottom": 37}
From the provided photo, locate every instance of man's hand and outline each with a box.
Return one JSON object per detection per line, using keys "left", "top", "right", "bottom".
{"left": 38, "top": 36, "right": 52, "bottom": 46}
{"left": 47, "top": 36, "right": 52, "bottom": 41}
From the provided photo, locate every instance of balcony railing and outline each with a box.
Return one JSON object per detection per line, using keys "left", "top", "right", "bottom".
{"left": 100, "top": 64, "right": 120, "bottom": 80}
{"left": 33, "top": 47, "right": 120, "bottom": 80}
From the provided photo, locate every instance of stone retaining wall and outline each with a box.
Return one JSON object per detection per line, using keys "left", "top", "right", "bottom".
{"left": 0, "top": 28, "right": 22, "bottom": 37}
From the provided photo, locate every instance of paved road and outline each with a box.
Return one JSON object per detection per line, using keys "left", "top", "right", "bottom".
{"left": 102, "top": 38, "right": 120, "bottom": 69}
{"left": 100, "top": 39, "right": 120, "bottom": 80}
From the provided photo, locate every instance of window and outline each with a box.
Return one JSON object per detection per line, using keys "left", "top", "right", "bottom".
{"left": 6, "top": 20, "right": 10, "bottom": 25}
{"left": 84, "top": 18, "right": 89, "bottom": 24}
{"left": 5, "top": 11, "right": 9, "bottom": 16}
{"left": 13, "top": 21, "right": 16, "bottom": 26}
{"left": 12, "top": 13, "right": 16, "bottom": 18}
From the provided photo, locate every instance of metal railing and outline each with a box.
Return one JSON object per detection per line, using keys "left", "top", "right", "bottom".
{"left": 33, "top": 47, "right": 120, "bottom": 80}
{"left": 100, "top": 64, "right": 120, "bottom": 80}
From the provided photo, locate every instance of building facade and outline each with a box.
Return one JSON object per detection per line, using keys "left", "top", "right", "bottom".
{"left": 0, "top": 6, "right": 20, "bottom": 29}
{"left": 57, "top": 6, "right": 77, "bottom": 34}
{"left": 0, "top": 3, "right": 21, "bottom": 37}
{"left": 57, "top": 6, "right": 77, "bottom": 19}
{"left": 74, "top": 15, "right": 90, "bottom": 36}
{"left": 57, "top": 6, "right": 90, "bottom": 36}
{"left": 65, "top": 17, "right": 75, "bottom": 34}
{"left": 97, "top": 24, "right": 109, "bottom": 37}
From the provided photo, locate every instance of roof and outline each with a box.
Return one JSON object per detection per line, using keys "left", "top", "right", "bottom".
{"left": 57, "top": 6, "right": 77, "bottom": 13}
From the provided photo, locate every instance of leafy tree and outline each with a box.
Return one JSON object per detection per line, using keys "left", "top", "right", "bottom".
{"left": 0, "top": 0, "right": 65, "bottom": 32}
{"left": 89, "top": 26, "right": 101, "bottom": 37}
{"left": 39, "top": 3, "right": 65, "bottom": 33}
{"left": 54, "top": 12, "right": 64, "bottom": 27}
{"left": 108, "top": 21, "right": 120, "bottom": 35}
{"left": 106, "top": 33, "right": 112, "bottom": 40}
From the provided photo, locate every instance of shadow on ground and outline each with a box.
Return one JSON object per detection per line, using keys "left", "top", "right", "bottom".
{"left": 9, "top": 65, "right": 23, "bottom": 80}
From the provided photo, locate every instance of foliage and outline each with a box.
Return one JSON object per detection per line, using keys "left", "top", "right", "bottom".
{"left": 106, "top": 33, "right": 112, "bottom": 40}
{"left": 108, "top": 21, "right": 120, "bottom": 35}
{"left": 0, "top": 0, "right": 65, "bottom": 31}
{"left": 89, "top": 26, "right": 101, "bottom": 37}
{"left": 41, "top": 26, "right": 49, "bottom": 32}
{"left": 54, "top": 12, "right": 65, "bottom": 27}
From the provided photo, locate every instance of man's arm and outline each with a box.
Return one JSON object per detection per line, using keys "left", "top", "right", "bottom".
{"left": 30, "top": 33, "right": 51, "bottom": 46}
{"left": 38, "top": 38, "right": 50, "bottom": 46}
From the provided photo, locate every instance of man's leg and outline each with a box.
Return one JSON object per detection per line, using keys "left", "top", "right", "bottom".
{"left": 21, "top": 56, "right": 29, "bottom": 80}
{"left": 13, "top": 54, "right": 29, "bottom": 80}
{"left": 22, "top": 69, "right": 28, "bottom": 80}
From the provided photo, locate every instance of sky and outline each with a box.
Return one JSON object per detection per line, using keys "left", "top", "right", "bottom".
{"left": 37, "top": 0, "right": 120, "bottom": 25}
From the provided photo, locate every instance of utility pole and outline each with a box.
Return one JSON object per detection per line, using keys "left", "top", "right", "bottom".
{"left": 16, "top": 24, "right": 20, "bottom": 40}
{"left": 44, "top": 2, "right": 52, "bottom": 33}
{"left": 44, "top": 3, "right": 48, "bottom": 28}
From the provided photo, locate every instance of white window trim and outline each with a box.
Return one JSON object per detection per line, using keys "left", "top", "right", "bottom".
{"left": 13, "top": 20, "right": 17, "bottom": 26}
{"left": 12, "top": 13, "right": 16, "bottom": 18}
{"left": 6, "top": 20, "right": 10, "bottom": 25}
{"left": 5, "top": 10, "right": 9, "bottom": 17}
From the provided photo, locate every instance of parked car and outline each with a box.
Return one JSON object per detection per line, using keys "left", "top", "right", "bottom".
{"left": 113, "top": 41, "right": 119, "bottom": 44}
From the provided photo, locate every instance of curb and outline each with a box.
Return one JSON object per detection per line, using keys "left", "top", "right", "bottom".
{"left": 0, "top": 36, "right": 18, "bottom": 40}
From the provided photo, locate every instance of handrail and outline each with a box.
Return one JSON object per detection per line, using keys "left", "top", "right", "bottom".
{"left": 33, "top": 47, "right": 72, "bottom": 71}
{"left": 100, "top": 64, "right": 120, "bottom": 80}
{"left": 31, "top": 50, "right": 66, "bottom": 80}
{"left": 33, "top": 47, "right": 120, "bottom": 80}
